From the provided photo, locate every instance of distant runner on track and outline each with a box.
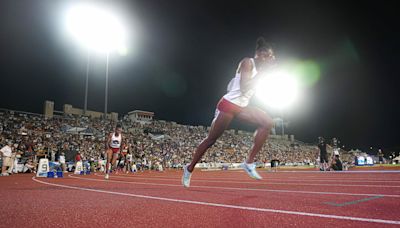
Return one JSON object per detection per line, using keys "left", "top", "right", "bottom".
{"left": 105, "top": 124, "right": 124, "bottom": 179}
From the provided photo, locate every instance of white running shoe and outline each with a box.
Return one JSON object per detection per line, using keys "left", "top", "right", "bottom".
{"left": 241, "top": 162, "right": 262, "bottom": 180}
{"left": 105, "top": 174, "right": 109, "bottom": 180}
{"left": 182, "top": 165, "right": 192, "bottom": 188}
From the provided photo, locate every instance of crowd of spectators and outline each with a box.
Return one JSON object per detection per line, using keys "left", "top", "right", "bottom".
{"left": 0, "top": 109, "right": 321, "bottom": 174}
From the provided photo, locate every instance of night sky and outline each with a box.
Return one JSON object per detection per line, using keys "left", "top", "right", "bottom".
{"left": 0, "top": 0, "right": 399, "bottom": 152}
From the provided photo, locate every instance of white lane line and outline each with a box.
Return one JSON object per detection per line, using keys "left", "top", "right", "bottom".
{"left": 32, "top": 177, "right": 400, "bottom": 225}
{"left": 73, "top": 174, "right": 400, "bottom": 198}
{"left": 201, "top": 170, "right": 400, "bottom": 173}
{"left": 276, "top": 170, "right": 400, "bottom": 173}
{"left": 116, "top": 174, "right": 400, "bottom": 183}
{"left": 107, "top": 174, "right": 400, "bottom": 188}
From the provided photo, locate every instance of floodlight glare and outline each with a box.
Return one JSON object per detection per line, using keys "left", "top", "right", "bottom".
{"left": 65, "top": 4, "right": 127, "bottom": 53}
{"left": 255, "top": 70, "right": 301, "bottom": 110}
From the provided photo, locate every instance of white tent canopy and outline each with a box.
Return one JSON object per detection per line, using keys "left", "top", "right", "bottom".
{"left": 66, "top": 127, "right": 93, "bottom": 135}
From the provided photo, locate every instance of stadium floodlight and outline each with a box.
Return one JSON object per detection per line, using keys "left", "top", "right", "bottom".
{"left": 255, "top": 69, "right": 301, "bottom": 110}
{"left": 64, "top": 3, "right": 127, "bottom": 53}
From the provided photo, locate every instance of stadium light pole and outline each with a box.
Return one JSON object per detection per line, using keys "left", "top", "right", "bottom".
{"left": 104, "top": 52, "right": 110, "bottom": 118}
{"left": 84, "top": 50, "right": 90, "bottom": 115}
{"left": 278, "top": 117, "right": 284, "bottom": 136}
{"left": 64, "top": 3, "right": 128, "bottom": 119}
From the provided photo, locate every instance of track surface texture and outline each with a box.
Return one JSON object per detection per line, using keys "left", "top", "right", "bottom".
{"left": 1, "top": 169, "right": 400, "bottom": 227}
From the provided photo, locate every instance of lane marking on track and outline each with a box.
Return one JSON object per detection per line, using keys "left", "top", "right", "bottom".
{"left": 71, "top": 174, "right": 400, "bottom": 198}
{"left": 200, "top": 170, "right": 400, "bottom": 173}
{"left": 324, "top": 195, "right": 384, "bottom": 207}
{"left": 104, "top": 170, "right": 400, "bottom": 179}
{"left": 116, "top": 174, "right": 400, "bottom": 183}
{"left": 100, "top": 174, "right": 400, "bottom": 188}
{"left": 203, "top": 170, "right": 400, "bottom": 174}
{"left": 32, "top": 177, "right": 400, "bottom": 225}
{"left": 270, "top": 170, "right": 400, "bottom": 173}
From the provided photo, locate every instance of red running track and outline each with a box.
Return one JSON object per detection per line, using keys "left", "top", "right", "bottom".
{"left": 1, "top": 170, "right": 400, "bottom": 227}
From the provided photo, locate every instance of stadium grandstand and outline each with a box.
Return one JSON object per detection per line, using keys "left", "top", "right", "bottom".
{"left": 0, "top": 105, "right": 360, "bottom": 174}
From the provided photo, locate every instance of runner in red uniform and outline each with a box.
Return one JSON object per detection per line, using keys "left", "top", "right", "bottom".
{"left": 105, "top": 124, "right": 124, "bottom": 179}
{"left": 182, "top": 37, "right": 275, "bottom": 187}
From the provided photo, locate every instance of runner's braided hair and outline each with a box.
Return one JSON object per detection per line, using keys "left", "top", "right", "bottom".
{"left": 255, "top": 37, "right": 273, "bottom": 51}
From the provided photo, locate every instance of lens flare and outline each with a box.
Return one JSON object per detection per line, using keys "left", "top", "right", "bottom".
{"left": 293, "top": 60, "right": 320, "bottom": 88}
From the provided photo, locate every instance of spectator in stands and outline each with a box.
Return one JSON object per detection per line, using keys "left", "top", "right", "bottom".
{"left": 75, "top": 152, "right": 81, "bottom": 162}
{"left": 23, "top": 158, "right": 36, "bottom": 173}
{"left": 10, "top": 144, "right": 23, "bottom": 174}
{"left": 125, "top": 151, "right": 133, "bottom": 173}
{"left": 1, "top": 141, "right": 13, "bottom": 176}
{"left": 378, "top": 149, "right": 384, "bottom": 164}
{"left": 59, "top": 152, "right": 67, "bottom": 172}
{"left": 318, "top": 137, "right": 329, "bottom": 171}
{"left": 74, "top": 152, "right": 82, "bottom": 172}
{"left": 330, "top": 153, "right": 343, "bottom": 171}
